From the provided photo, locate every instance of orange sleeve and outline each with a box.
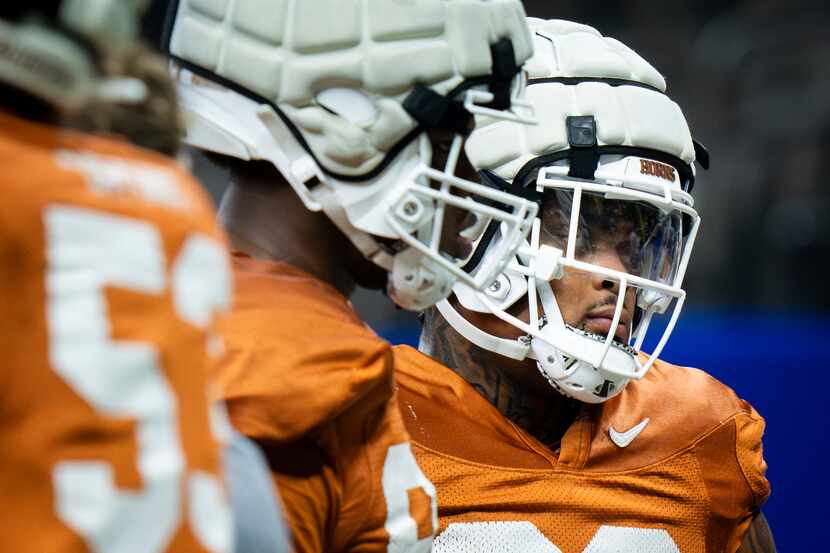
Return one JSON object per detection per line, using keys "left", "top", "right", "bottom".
{"left": 327, "top": 388, "right": 436, "bottom": 552}
{"left": 213, "top": 260, "right": 436, "bottom": 552}
{"left": 258, "top": 438, "right": 340, "bottom": 553}
{"left": 723, "top": 407, "right": 771, "bottom": 552}
{"left": 252, "top": 392, "right": 437, "bottom": 553}
{"left": 694, "top": 404, "right": 770, "bottom": 553}
{"left": 214, "top": 258, "right": 395, "bottom": 443}
{"left": 734, "top": 407, "right": 771, "bottom": 507}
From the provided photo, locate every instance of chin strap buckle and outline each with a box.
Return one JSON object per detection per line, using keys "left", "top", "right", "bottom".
{"left": 403, "top": 85, "right": 474, "bottom": 136}
{"left": 487, "top": 38, "right": 519, "bottom": 110}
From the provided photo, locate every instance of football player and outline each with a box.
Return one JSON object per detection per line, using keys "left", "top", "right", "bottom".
{"left": 396, "top": 19, "right": 777, "bottom": 553}
{"left": 0, "top": 1, "right": 275, "bottom": 552}
{"left": 162, "top": 1, "right": 539, "bottom": 551}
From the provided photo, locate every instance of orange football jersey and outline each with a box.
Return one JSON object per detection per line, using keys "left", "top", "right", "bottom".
{"left": 394, "top": 345, "right": 770, "bottom": 553}
{"left": 213, "top": 255, "right": 436, "bottom": 553}
{"left": 0, "top": 111, "right": 233, "bottom": 553}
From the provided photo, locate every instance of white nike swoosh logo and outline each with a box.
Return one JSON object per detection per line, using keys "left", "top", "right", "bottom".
{"left": 608, "top": 418, "right": 650, "bottom": 448}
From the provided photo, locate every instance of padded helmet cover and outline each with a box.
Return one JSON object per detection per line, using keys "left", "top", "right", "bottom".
{"left": 167, "top": 0, "right": 534, "bottom": 178}
{"left": 466, "top": 18, "right": 697, "bottom": 182}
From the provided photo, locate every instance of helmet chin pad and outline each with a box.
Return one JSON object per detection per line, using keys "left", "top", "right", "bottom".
{"left": 540, "top": 359, "right": 630, "bottom": 404}
{"left": 531, "top": 325, "right": 639, "bottom": 404}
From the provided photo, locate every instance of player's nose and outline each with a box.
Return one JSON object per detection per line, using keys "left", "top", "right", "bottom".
{"left": 589, "top": 245, "right": 627, "bottom": 293}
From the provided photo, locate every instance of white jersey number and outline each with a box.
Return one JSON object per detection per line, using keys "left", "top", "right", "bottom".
{"left": 433, "top": 521, "right": 680, "bottom": 553}
{"left": 45, "top": 206, "right": 232, "bottom": 553}
{"left": 382, "top": 443, "right": 438, "bottom": 553}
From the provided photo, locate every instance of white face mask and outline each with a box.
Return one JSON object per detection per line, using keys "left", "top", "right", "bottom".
{"left": 438, "top": 155, "right": 701, "bottom": 403}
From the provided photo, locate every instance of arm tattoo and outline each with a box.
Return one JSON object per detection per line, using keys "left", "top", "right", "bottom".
{"left": 419, "top": 308, "right": 580, "bottom": 449}
{"left": 737, "top": 512, "right": 776, "bottom": 553}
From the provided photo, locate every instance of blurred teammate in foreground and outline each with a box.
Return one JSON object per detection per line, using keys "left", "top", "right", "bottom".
{"left": 164, "top": 0, "right": 539, "bottom": 550}
{"left": 0, "top": 1, "right": 237, "bottom": 551}
{"left": 399, "top": 19, "right": 777, "bottom": 553}
{"left": 0, "top": 1, "right": 290, "bottom": 552}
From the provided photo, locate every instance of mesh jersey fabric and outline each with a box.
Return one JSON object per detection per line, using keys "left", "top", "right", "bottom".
{"left": 213, "top": 255, "right": 436, "bottom": 552}
{"left": 394, "top": 345, "right": 770, "bottom": 553}
{"left": 0, "top": 110, "right": 230, "bottom": 553}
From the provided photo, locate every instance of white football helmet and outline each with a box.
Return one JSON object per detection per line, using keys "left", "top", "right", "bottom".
{"left": 438, "top": 19, "right": 709, "bottom": 403}
{"left": 0, "top": 1, "right": 150, "bottom": 110}
{"left": 164, "top": 0, "right": 539, "bottom": 310}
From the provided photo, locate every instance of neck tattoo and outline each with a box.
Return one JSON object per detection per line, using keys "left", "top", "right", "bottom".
{"left": 419, "top": 308, "right": 582, "bottom": 450}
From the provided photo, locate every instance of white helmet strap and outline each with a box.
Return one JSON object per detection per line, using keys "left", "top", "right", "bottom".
{"left": 436, "top": 299, "right": 531, "bottom": 361}
{"left": 254, "top": 104, "right": 326, "bottom": 212}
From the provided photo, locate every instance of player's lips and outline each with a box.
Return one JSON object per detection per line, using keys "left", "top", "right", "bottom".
{"left": 584, "top": 306, "right": 631, "bottom": 342}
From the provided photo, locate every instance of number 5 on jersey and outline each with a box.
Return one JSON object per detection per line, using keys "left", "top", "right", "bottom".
{"left": 46, "top": 205, "right": 232, "bottom": 553}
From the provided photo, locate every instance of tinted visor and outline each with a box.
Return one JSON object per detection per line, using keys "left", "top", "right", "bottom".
{"left": 540, "top": 189, "right": 683, "bottom": 285}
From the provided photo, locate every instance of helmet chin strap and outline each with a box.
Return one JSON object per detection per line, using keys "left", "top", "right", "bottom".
{"left": 433, "top": 231, "right": 571, "bottom": 364}
{"left": 435, "top": 298, "right": 531, "bottom": 361}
